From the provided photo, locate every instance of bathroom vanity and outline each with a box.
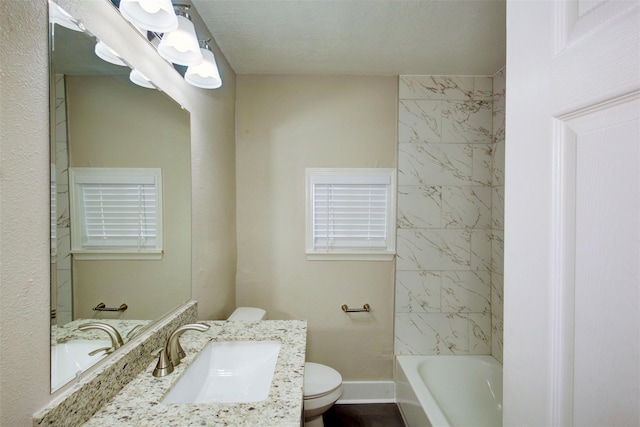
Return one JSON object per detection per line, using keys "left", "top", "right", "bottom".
{"left": 82, "top": 319, "right": 306, "bottom": 426}
{"left": 34, "top": 301, "right": 307, "bottom": 427}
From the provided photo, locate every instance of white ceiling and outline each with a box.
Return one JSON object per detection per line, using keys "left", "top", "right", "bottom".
{"left": 191, "top": 0, "right": 506, "bottom": 76}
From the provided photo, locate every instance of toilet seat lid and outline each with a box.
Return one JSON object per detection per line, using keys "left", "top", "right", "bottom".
{"left": 304, "top": 362, "right": 342, "bottom": 398}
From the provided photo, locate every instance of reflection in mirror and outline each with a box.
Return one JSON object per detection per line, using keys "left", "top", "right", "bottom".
{"left": 49, "top": 2, "right": 191, "bottom": 392}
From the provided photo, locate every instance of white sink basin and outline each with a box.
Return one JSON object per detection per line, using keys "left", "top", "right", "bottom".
{"left": 51, "top": 339, "right": 112, "bottom": 390}
{"left": 162, "top": 340, "right": 281, "bottom": 404}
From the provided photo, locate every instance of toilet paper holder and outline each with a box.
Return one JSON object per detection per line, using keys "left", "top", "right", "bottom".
{"left": 341, "top": 303, "right": 371, "bottom": 313}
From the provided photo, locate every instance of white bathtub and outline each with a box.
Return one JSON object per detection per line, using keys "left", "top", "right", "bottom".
{"left": 396, "top": 355, "right": 503, "bottom": 427}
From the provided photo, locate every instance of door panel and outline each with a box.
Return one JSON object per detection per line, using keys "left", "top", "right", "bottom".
{"left": 570, "top": 101, "right": 639, "bottom": 426}
{"left": 505, "top": 1, "right": 640, "bottom": 425}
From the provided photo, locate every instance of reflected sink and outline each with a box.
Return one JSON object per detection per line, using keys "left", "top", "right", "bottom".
{"left": 162, "top": 340, "right": 281, "bottom": 404}
{"left": 51, "top": 339, "right": 112, "bottom": 390}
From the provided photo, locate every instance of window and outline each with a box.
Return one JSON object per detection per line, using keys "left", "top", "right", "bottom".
{"left": 306, "top": 168, "right": 396, "bottom": 260}
{"left": 69, "top": 168, "right": 163, "bottom": 260}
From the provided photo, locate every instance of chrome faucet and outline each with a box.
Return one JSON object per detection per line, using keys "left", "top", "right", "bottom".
{"left": 78, "top": 322, "right": 125, "bottom": 350}
{"left": 153, "top": 323, "right": 210, "bottom": 377}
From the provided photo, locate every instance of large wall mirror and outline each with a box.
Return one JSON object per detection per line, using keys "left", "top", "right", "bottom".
{"left": 49, "top": 1, "right": 191, "bottom": 392}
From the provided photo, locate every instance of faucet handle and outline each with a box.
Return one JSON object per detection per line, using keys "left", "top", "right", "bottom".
{"left": 88, "top": 346, "right": 114, "bottom": 357}
{"left": 152, "top": 348, "right": 174, "bottom": 377}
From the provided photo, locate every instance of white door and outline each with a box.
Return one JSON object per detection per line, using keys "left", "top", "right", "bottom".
{"left": 504, "top": 1, "right": 640, "bottom": 426}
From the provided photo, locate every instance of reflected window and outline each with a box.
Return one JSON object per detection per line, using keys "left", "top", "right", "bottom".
{"left": 69, "top": 167, "right": 163, "bottom": 260}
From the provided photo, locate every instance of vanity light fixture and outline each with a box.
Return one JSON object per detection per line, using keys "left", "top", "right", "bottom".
{"left": 107, "top": 0, "right": 223, "bottom": 90}
{"left": 95, "top": 40, "right": 127, "bottom": 66}
{"left": 48, "top": 0, "right": 83, "bottom": 32}
{"left": 129, "top": 69, "right": 156, "bottom": 89}
{"left": 157, "top": 6, "right": 203, "bottom": 66}
{"left": 184, "top": 41, "right": 222, "bottom": 89}
{"left": 119, "top": 0, "right": 178, "bottom": 33}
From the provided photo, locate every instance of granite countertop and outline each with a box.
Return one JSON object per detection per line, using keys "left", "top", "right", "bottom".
{"left": 81, "top": 320, "right": 307, "bottom": 427}
{"left": 53, "top": 318, "right": 152, "bottom": 345}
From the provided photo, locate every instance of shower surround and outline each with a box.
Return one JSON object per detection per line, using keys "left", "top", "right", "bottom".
{"left": 395, "top": 73, "right": 505, "bottom": 362}
{"left": 54, "top": 74, "right": 73, "bottom": 326}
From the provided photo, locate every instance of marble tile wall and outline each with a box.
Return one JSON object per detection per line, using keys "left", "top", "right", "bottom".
{"left": 491, "top": 68, "right": 505, "bottom": 363}
{"left": 395, "top": 75, "right": 504, "bottom": 360}
{"left": 54, "top": 74, "right": 72, "bottom": 326}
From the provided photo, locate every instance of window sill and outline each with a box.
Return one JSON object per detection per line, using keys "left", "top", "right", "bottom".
{"left": 72, "top": 250, "right": 163, "bottom": 261}
{"left": 306, "top": 252, "right": 395, "bottom": 261}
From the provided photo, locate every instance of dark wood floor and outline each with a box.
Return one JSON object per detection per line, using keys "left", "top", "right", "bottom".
{"left": 323, "top": 403, "right": 406, "bottom": 427}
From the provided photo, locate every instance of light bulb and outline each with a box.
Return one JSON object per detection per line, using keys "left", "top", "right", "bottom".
{"left": 129, "top": 69, "right": 155, "bottom": 89}
{"left": 139, "top": 0, "right": 162, "bottom": 14}
{"left": 158, "top": 16, "right": 203, "bottom": 66}
{"left": 185, "top": 49, "right": 222, "bottom": 89}
{"left": 119, "top": 0, "right": 178, "bottom": 33}
{"left": 95, "top": 40, "right": 127, "bottom": 66}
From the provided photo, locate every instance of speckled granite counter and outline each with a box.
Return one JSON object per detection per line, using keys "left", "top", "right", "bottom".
{"left": 53, "top": 318, "right": 152, "bottom": 346}
{"left": 34, "top": 302, "right": 198, "bottom": 427}
{"left": 81, "top": 320, "right": 307, "bottom": 427}
{"left": 50, "top": 319, "right": 153, "bottom": 392}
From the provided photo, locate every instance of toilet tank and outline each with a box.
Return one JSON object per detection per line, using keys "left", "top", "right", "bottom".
{"left": 227, "top": 307, "right": 267, "bottom": 321}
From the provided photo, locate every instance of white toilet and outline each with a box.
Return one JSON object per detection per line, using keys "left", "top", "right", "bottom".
{"left": 228, "top": 307, "right": 343, "bottom": 427}
{"left": 227, "top": 306, "right": 267, "bottom": 321}
{"left": 302, "top": 362, "right": 343, "bottom": 427}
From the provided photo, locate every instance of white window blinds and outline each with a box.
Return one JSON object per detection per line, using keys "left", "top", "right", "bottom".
{"left": 69, "top": 168, "right": 163, "bottom": 260}
{"left": 80, "top": 183, "right": 157, "bottom": 249}
{"left": 313, "top": 183, "right": 388, "bottom": 249}
{"left": 306, "top": 168, "right": 396, "bottom": 260}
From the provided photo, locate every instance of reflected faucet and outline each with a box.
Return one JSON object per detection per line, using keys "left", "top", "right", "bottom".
{"left": 78, "top": 322, "right": 125, "bottom": 351}
{"left": 126, "top": 324, "right": 145, "bottom": 340}
{"left": 153, "top": 323, "right": 210, "bottom": 377}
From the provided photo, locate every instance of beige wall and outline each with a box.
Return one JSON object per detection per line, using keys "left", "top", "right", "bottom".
{"left": 0, "top": 1, "right": 237, "bottom": 424}
{"left": 189, "top": 64, "right": 238, "bottom": 322}
{"left": 66, "top": 75, "right": 191, "bottom": 320}
{"left": 0, "top": 1, "right": 51, "bottom": 425}
{"left": 235, "top": 75, "right": 398, "bottom": 380}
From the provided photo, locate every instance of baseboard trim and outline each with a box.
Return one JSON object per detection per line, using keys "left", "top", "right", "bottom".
{"left": 336, "top": 381, "right": 396, "bottom": 404}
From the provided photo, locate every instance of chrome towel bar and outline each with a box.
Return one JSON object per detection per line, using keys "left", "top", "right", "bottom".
{"left": 341, "top": 303, "right": 371, "bottom": 313}
{"left": 93, "top": 302, "right": 128, "bottom": 312}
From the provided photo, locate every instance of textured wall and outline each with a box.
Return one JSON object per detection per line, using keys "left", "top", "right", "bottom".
{"left": 0, "top": 1, "right": 52, "bottom": 425}
{"left": 235, "top": 74, "right": 398, "bottom": 380}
